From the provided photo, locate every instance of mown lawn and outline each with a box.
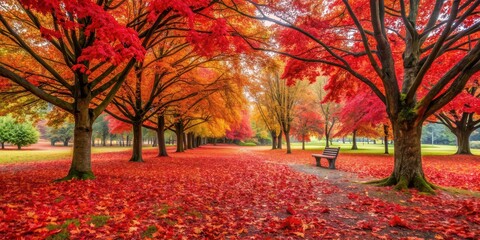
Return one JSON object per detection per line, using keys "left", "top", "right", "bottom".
{"left": 291, "top": 141, "right": 480, "bottom": 155}
{"left": 0, "top": 146, "right": 155, "bottom": 164}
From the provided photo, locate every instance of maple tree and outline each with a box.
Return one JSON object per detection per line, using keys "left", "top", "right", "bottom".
{"left": 291, "top": 93, "right": 324, "bottom": 150}
{"left": 334, "top": 91, "right": 388, "bottom": 150}
{"left": 249, "top": 59, "right": 307, "bottom": 153}
{"left": 225, "top": 110, "right": 254, "bottom": 142}
{"left": 0, "top": 0, "right": 146, "bottom": 179}
{"left": 312, "top": 78, "right": 341, "bottom": 148}
{"left": 220, "top": 0, "right": 480, "bottom": 192}
{"left": 164, "top": 70, "right": 247, "bottom": 152}
{"left": 434, "top": 78, "right": 480, "bottom": 154}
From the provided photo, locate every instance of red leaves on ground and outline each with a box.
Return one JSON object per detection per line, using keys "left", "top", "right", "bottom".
{"left": 389, "top": 215, "right": 409, "bottom": 228}
{"left": 0, "top": 145, "right": 479, "bottom": 239}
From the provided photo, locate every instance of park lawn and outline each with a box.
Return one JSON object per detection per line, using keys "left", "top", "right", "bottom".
{"left": 0, "top": 145, "right": 478, "bottom": 239}
{"left": 291, "top": 141, "right": 480, "bottom": 155}
{"left": 0, "top": 146, "right": 155, "bottom": 164}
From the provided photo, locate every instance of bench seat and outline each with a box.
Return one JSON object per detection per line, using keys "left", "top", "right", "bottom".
{"left": 312, "top": 147, "right": 340, "bottom": 169}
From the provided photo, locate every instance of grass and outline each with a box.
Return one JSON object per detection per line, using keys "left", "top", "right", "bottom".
{"left": 0, "top": 146, "right": 154, "bottom": 164}
{"left": 290, "top": 141, "right": 480, "bottom": 155}
{"left": 1, "top": 140, "right": 478, "bottom": 165}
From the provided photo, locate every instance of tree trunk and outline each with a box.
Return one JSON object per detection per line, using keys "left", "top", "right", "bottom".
{"left": 277, "top": 130, "right": 282, "bottom": 149}
{"left": 17, "top": 145, "right": 21, "bottom": 150}
{"left": 372, "top": 122, "right": 435, "bottom": 193}
{"left": 129, "top": 122, "right": 143, "bottom": 162}
{"left": 1, "top": 142, "right": 3, "bottom": 149}
{"left": 175, "top": 122, "right": 185, "bottom": 152}
{"left": 284, "top": 130, "right": 291, "bottom": 154}
{"left": 454, "top": 129, "right": 473, "bottom": 155}
{"left": 384, "top": 124, "right": 389, "bottom": 154}
{"left": 157, "top": 115, "right": 168, "bottom": 157}
{"left": 271, "top": 130, "right": 277, "bottom": 149}
{"left": 61, "top": 98, "right": 95, "bottom": 180}
{"left": 325, "top": 124, "right": 330, "bottom": 147}
{"left": 102, "top": 133, "right": 107, "bottom": 146}
{"left": 63, "top": 138, "right": 69, "bottom": 146}
{"left": 302, "top": 135, "right": 305, "bottom": 150}
{"left": 351, "top": 130, "right": 358, "bottom": 150}
{"left": 126, "top": 135, "right": 130, "bottom": 147}
{"left": 187, "top": 133, "right": 192, "bottom": 149}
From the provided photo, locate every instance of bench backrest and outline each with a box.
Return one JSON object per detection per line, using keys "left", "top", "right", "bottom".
{"left": 322, "top": 147, "right": 340, "bottom": 157}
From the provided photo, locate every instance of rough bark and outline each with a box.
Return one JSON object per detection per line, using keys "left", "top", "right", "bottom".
{"left": 384, "top": 124, "right": 389, "bottom": 154}
{"left": 59, "top": 98, "right": 95, "bottom": 181}
{"left": 277, "top": 130, "right": 282, "bottom": 149}
{"left": 175, "top": 122, "right": 185, "bottom": 152}
{"left": 157, "top": 115, "right": 168, "bottom": 157}
{"left": 371, "top": 122, "right": 435, "bottom": 193}
{"left": 284, "top": 130, "right": 292, "bottom": 154}
{"left": 301, "top": 135, "right": 305, "bottom": 150}
{"left": 351, "top": 130, "right": 358, "bottom": 150}
{"left": 271, "top": 130, "right": 277, "bottom": 149}
{"left": 453, "top": 129, "right": 473, "bottom": 155}
{"left": 129, "top": 122, "right": 143, "bottom": 162}
{"left": 325, "top": 124, "right": 330, "bottom": 147}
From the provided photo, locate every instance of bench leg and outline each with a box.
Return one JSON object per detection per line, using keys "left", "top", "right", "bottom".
{"left": 328, "top": 159, "right": 336, "bottom": 169}
{"left": 315, "top": 157, "right": 321, "bottom": 167}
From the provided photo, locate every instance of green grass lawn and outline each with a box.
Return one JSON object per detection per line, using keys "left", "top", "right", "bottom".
{"left": 290, "top": 141, "right": 480, "bottom": 155}
{"left": 0, "top": 146, "right": 154, "bottom": 164}
{"left": 1, "top": 141, "right": 477, "bottom": 165}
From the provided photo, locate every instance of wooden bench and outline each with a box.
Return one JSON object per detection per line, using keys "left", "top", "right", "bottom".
{"left": 312, "top": 147, "right": 340, "bottom": 169}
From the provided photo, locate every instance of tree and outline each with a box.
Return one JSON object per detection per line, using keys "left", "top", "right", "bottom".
{"left": 221, "top": 0, "right": 480, "bottom": 192}
{"left": 254, "top": 59, "right": 307, "bottom": 154}
{"left": 0, "top": 116, "right": 15, "bottom": 149}
{"left": 434, "top": 79, "right": 480, "bottom": 154}
{"left": 92, "top": 114, "right": 109, "bottom": 147}
{"left": 313, "top": 78, "right": 341, "bottom": 148}
{"left": 0, "top": 0, "right": 145, "bottom": 180}
{"left": 9, "top": 121, "right": 39, "bottom": 149}
{"left": 334, "top": 91, "right": 388, "bottom": 150}
{"left": 226, "top": 110, "right": 254, "bottom": 142}
{"left": 291, "top": 95, "right": 324, "bottom": 150}
{"left": 46, "top": 122, "right": 74, "bottom": 146}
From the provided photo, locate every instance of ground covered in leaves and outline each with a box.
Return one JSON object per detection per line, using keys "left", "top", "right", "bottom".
{"left": 1, "top": 145, "right": 479, "bottom": 239}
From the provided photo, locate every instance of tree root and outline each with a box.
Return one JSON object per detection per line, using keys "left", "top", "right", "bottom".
{"left": 364, "top": 176, "right": 396, "bottom": 187}
{"left": 365, "top": 175, "right": 436, "bottom": 194}
{"left": 54, "top": 169, "right": 95, "bottom": 182}
{"left": 129, "top": 156, "right": 144, "bottom": 162}
{"left": 413, "top": 175, "right": 435, "bottom": 194}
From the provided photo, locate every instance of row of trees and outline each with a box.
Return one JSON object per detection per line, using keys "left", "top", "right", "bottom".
{"left": 0, "top": 116, "right": 39, "bottom": 149}
{"left": 0, "top": 0, "right": 256, "bottom": 180}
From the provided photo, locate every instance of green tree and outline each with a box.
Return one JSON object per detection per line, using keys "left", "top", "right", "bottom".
{"left": 92, "top": 114, "right": 109, "bottom": 147}
{"left": 9, "top": 121, "right": 39, "bottom": 149}
{"left": 0, "top": 116, "right": 15, "bottom": 149}
{"left": 46, "top": 123, "right": 74, "bottom": 146}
